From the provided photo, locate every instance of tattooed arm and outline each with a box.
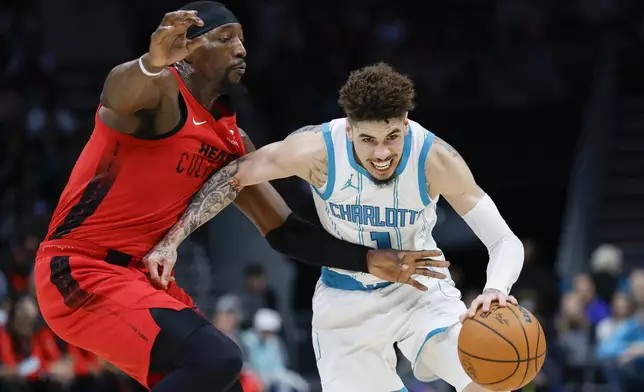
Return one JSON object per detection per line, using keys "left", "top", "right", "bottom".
{"left": 154, "top": 125, "right": 325, "bottom": 254}
{"left": 424, "top": 133, "right": 523, "bottom": 312}
{"left": 426, "top": 135, "right": 485, "bottom": 215}
{"left": 146, "top": 125, "right": 445, "bottom": 291}
{"left": 230, "top": 124, "right": 329, "bottom": 188}
{"left": 154, "top": 158, "right": 245, "bottom": 251}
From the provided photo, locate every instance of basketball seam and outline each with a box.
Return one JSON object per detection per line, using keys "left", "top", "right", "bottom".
{"left": 507, "top": 305, "right": 531, "bottom": 390}
{"left": 458, "top": 351, "right": 547, "bottom": 386}
{"left": 466, "top": 318, "right": 521, "bottom": 386}
{"left": 535, "top": 322, "right": 542, "bottom": 374}
{"left": 457, "top": 349, "right": 546, "bottom": 363}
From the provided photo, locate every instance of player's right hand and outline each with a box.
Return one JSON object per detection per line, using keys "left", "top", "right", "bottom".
{"left": 145, "top": 10, "right": 207, "bottom": 70}
{"left": 143, "top": 245, "right": 177, "bottom": 290}
{"left": 366, "top": 249, "right": 449, "bottom": 291}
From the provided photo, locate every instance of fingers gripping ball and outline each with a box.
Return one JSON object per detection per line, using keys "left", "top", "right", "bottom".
{"left": 457, "top": 303, "right": 546, "bottom": 391}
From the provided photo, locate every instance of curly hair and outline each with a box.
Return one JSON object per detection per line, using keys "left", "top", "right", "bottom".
{"left": 338, "top": 62, "right": 416, "bottom": 123}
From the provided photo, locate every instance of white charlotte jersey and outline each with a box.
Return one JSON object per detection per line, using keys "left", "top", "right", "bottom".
{"left": 311, "top": 117, "right": 441, "bottom": 290}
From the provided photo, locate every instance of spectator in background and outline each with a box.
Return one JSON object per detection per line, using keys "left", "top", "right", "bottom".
{"left": 0, "top": 296, "right": 74, "bottom": 392}
{"left": 93, "top": 357, "right": 147, "bottom": 392}
{"left": 212, "top": 294, "right": 243, "bottom": 347}
{"left": 238, "top": 370, "right": 263, "bottom": 392}
{"left": 238, "top": 264, "right": 278, "bottom": 329}
{"left": 628, "top": 269, "right": 644, "bottom": 305}
{"left": 590, "top": 244, "right": 625, "bottom": 304}
{"left": 241, "top": 309, "right": 308, "bottom": 392}
{"left": 5, "top": 242, "right": 34, "bottom": 299}
{"left": 596, "top": 292, "right": 635, "bottom": 344}
{"left": 212, "top": 294, "right": 265, "bottom": 392}
{"left": 555, "top": 292, "right": 593, "bottom": 387}
{"left": 574, "top": 273, "right": 610, "bottom": 327}
{"left": 596, "top": 302, "right": 644, "bottom": 391}
{"left": 65, "top": 345, "right": 103, "bottom": 392}
{"left": 0, "top": 271, "right": 8, "bottom": 326}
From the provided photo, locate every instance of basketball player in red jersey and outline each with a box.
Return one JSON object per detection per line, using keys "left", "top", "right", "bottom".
{"left": 33, "top": 2, "right": 448, "bottom": 392}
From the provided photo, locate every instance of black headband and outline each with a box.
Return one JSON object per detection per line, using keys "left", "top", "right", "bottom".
{"left": 185, "top": 2, "right": 238, "bottom": 39}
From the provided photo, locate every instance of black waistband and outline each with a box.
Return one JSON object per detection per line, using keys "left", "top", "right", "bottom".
{"left": 104, "top": 249, "right": 135, "bottom": 267}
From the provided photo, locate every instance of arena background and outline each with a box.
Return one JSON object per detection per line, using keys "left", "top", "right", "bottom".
{"left": 1, "top": 0, "right": 643, "bottom": 391}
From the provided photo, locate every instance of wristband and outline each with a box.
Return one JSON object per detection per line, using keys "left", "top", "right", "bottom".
{"left": 138, "top": 55, "right": 164, "bottom": 77}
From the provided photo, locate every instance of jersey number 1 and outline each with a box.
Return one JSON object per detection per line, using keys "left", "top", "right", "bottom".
{"left": 370, "top": 232, "right": 392, "bottom": 249}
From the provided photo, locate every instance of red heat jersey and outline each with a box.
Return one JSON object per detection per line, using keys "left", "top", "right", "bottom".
{"left": 42, "top": 68, "right": 246, "bottom": 257}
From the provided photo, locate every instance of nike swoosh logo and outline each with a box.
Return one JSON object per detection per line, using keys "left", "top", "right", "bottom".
{"left": 193, "top": 118, "right": 207, "bottom": 126}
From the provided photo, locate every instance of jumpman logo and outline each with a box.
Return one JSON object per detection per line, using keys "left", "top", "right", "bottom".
{"left": 341, "top": 174, "right": 359, "bottom": 191}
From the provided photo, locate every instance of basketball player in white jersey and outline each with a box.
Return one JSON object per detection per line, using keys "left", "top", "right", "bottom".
{"left": 150, "top": 63, "right": 524, "bottom": 392}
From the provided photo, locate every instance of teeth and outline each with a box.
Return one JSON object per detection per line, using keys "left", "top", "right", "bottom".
{"left": 372, "top": 160, "right": 392, "bottom": 170}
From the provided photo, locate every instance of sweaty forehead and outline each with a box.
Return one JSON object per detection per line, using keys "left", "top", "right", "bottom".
{"left": 352, "top": 120, "right": 405, "bottom": 135}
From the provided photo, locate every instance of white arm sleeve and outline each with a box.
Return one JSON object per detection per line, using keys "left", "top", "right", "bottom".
{"left": 461, "top": 194, "right": 524, "bottom": 296}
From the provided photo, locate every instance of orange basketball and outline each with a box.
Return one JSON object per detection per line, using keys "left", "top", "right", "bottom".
{"left": 457, "top": 303, "right": 546, "bottom": 391}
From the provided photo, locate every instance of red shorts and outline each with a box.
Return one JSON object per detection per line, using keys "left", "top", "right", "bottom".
{"left": 34, "top": 239, "right": 196, "bottom": 388}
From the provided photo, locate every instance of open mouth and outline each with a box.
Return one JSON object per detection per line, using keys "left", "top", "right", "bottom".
{"left": 370, "top": 159, "right": 393, "bottom": 173}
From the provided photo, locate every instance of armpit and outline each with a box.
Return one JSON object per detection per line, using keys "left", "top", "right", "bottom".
{"left": 238, "top": 127, "right": 256, "bottom": 153}
{"left": 289, "top": 125, "right": 328, "bottom": 187}
{"left": 308, "top": 153, "right": 328, "bottom": 188}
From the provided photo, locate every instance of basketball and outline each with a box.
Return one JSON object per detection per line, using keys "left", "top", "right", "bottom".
{"left": 457, "top": 303, "right": 546, "bottom": 391}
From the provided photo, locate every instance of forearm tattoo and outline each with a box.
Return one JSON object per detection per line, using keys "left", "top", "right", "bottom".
{"left": 159, "top": 158, "right": 245, "bottom": 248}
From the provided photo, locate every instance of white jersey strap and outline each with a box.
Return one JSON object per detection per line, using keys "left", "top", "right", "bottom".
{"left": 416, "top": 130, "right": 435, "bottom": 206}
{"left": 311, "top": 122, "right": 336, "bottom": 200}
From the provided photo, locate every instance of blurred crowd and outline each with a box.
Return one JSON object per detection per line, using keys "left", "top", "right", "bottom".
{"left": 211, "top": 265, "right": 310, "bottom": 392}
{"left": 2, "top": 0, "right": 644, "bottom": 391}
{"left": 546, "top": 245, "right": 644, "bottom": 392}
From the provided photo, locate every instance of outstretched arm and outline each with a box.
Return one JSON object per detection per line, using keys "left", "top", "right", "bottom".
{"left": 156, "top": 125, "right": 327, "bottom": 248}
{"left": 147, "top": 126, "right": 447, "bottom": 290}
{"left": 426, "top": 135, "right": 524, "bottom": 313}
{"left": 229, "top": 124, "right": 330, "bottom": 188}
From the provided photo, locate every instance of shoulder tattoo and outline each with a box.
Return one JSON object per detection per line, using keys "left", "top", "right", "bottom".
{"left": 434, "top": 136, "right": 460, "bottom": 158}
{"left": 290, "top": 124, "right": 323, "bottom": 136}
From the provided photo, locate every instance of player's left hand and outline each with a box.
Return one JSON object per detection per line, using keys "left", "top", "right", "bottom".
{"left": 460, "top": 288, "right": 518, "bottom": 323}
{"left": 367, "top": 249, "right": 450, "bottom": 292}
{"left": 143, "top": 245, "right": 177, "bottom": 290}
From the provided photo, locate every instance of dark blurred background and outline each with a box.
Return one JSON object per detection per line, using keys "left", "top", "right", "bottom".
{"left": 1, "top": 0, "right": 644, "bottom": 391}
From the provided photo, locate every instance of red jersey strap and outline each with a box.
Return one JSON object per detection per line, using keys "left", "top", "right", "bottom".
{"left": 168, "top": 67, "right": 213, "bottom": 125}
{"left": 167, "top": 67, "right": 246, "bottom": 157}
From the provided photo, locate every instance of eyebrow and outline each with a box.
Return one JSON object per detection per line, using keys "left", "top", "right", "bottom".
{"left": 357, "top": 129, "right": 401, "bottom": 138}
{"left": 357, "top": 132, "right": 375, "bottom": 138}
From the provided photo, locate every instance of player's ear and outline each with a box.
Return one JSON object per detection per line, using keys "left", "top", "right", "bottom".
{"left": 403, "top": 115, "right": 409, "bottom": 135}
{"left": 345, "top": 121, "right": 353, "bottom": 140}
